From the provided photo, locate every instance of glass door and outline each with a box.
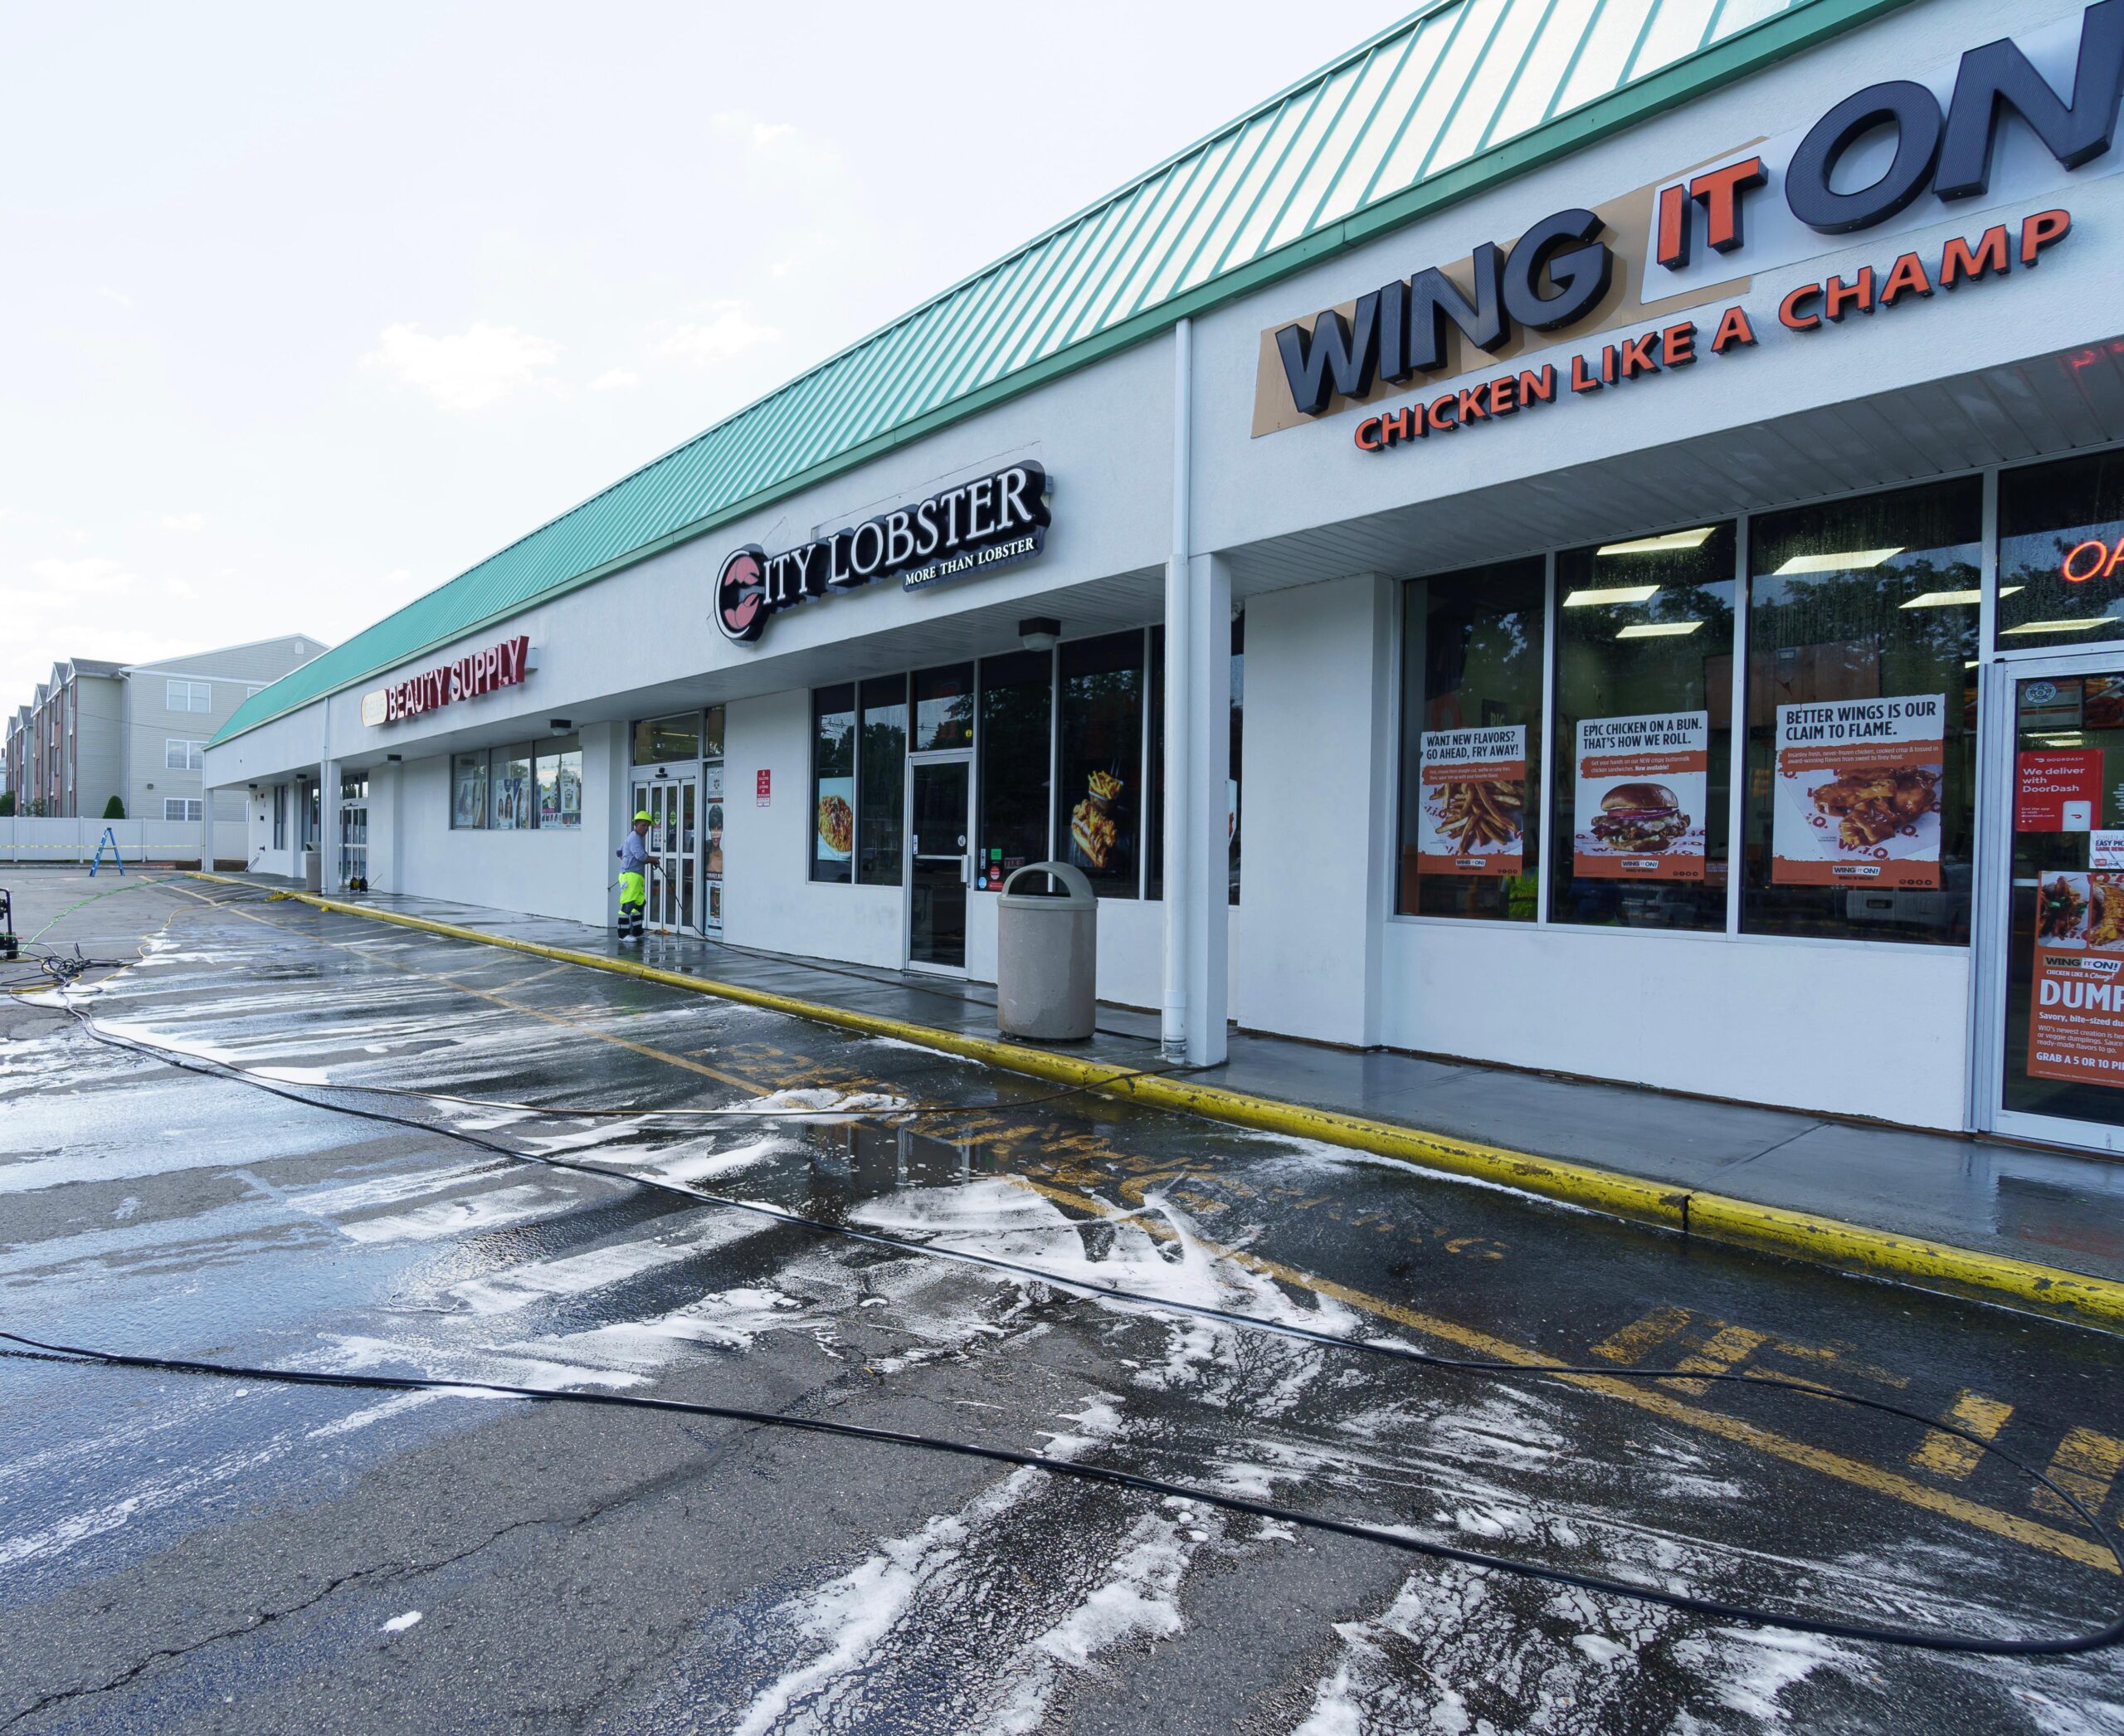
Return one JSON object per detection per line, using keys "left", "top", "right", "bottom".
{"left": 909, "top": 756, "right": 971, "bottom": 972}
{"left": 632, "top": 777, "right": 698, "bottom": 935}
{"left": 1993, "top": 656, "right": 2124, "bottom": 1153}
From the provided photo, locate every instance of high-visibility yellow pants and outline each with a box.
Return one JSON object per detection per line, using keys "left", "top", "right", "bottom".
{"left": 618, "top": 870, "right": 645, "bottom": 939}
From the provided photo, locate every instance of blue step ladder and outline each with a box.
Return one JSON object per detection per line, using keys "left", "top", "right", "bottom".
{"left": 89, "top": 827, "right": 125, "bottom": 877}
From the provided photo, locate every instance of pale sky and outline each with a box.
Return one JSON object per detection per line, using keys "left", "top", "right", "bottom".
{"left": 0, "top": 2, "right": 1413, "bottom": 712}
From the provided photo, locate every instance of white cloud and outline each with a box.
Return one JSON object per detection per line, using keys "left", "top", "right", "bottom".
{"left": 658, "top": 301, "right": 780, "bottom": 367}
{"left": 160, "top": 511, "right": 208, "bottom": 533}
{"left": 590, "top": 368, "right": 639, "bottom": 392}
{"left": 29, "top": 555, "right": 139, "bottom": 597}
{"left": 363, "top": 321, "right": 561, "bottom": 413}
{"left": 95, "top": 285, "right": 134, "bottom": 309}
{"left": 711, "top": 112, "right": 797, "bottom": 151}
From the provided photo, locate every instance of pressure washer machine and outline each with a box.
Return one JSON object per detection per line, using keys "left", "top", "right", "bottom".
{"left": 0, "top": 887, "right": 17, "bottom": 962}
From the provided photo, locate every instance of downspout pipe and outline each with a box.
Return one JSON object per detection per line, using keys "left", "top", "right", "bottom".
{"left": 1161, "top": 318, "right": 1192, "bottom": 1062}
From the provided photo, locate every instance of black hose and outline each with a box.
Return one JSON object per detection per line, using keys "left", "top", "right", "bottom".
{"left": 21, "top": 994, "right": 2124, "bottom": 1655}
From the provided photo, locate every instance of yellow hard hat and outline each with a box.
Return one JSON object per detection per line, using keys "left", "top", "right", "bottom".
{"left": 633, "top": 811, "right": 652, "bottom": 823}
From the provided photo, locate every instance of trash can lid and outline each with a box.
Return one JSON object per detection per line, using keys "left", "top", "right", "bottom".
{"left": 998, "top": 861, "right": 1096, "bottom": 908}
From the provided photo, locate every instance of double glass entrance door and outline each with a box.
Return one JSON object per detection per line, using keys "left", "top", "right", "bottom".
{"left": 631, "top": 777, "right": 697, "bottom": 935}
{"left": 1995, "top": 657, "right": 2124, "bottom": 1153}
{"left": 909, "top": 758, "right": 969, "bottom": 972}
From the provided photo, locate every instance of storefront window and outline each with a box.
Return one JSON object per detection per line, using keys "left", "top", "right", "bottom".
{"left": 2000, "top": 452, "right": 2124, "bottom": 649}
{"left": 979, "top": 650, "right": 1051, "bottom": 891}
{"left": 913, "top": 664, "right": 973, "bottom": 751}
{"left": 858, "top": 676, "right": 906, "bottom": 886}
{"left": 632, "top": 711, "right": 699, "bottom": 765}
{"left": 272, "top": 783, "right": 289, "bottom": 848}
{"left": 1057, "top": 631, "right": 1144, "bottom": 898}
{"left": 490, "top": 745, "right": 534, "bottom": 830}
{"left": 1396, "top": 558, "right": 1545, "bottom": 921}
{"left": 1551, "top": 524, "right": 1735, "bottom": 931}
{"left": 451, "top": 753, "right": 487, "bottom": 829}
{"left": 537, "top": 735, "right": 582, "bottom": 829}
{"left": 703, "top": 705, "right": 726, "bottom": 761}
{"left": 811, "top": 684, "right": 855, "bottom": 884}
{"left": 1741, "top": 479, "right": 1978, "bottom": 944}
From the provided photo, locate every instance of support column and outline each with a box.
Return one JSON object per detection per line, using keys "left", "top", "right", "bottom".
{"left": 318, "top": 755, "right": 338, "bottom": 893}
{"left": 198, "top": 798, "right": 216, "bottom": 873}
{"left": 1182, "top": 553, "right": 1231, "bottom": 1066}
{"left": 1160, "top": 317, "right": 1193, "bottom": 1061}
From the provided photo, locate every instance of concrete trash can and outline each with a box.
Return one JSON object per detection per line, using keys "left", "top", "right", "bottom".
{"left": 996, "top": 862, "right": 1096, "bottom": 1041}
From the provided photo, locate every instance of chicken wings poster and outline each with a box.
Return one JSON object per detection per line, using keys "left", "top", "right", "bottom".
{"left": 1572, "top": 712, "right": 1707, "bottom": 881}
{"left": 1771, "top": 696, "right": 1945, "bottom": 889}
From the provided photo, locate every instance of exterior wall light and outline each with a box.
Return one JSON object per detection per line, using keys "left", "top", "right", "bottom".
{"left": 1019, "top": 617, "right": 1061, "bottom": 652}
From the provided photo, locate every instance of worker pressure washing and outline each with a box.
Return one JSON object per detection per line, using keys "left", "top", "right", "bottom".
{"left": 614, "top": 810, "right": 659, "bottom": 944}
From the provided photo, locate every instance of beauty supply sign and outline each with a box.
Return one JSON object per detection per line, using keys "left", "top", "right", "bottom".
{"left": 2028, "top": 873, "right": 2124, "bottom": 1087}
{"left": 1415, "top": 726, "right": 1526, "bottom": 876}
{"left": 1573, "top": 712, "right": 1707, "bottom": 880}
{"left": 1771, "top": 696, "right": 1946, "bottom": 888}
{"left": 361, "top": 635, "right": 530, "bottom": 728}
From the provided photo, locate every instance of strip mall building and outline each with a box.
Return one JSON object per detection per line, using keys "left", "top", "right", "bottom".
{"left": 211, "top": 0, "right": 2124, "bottom": 1153}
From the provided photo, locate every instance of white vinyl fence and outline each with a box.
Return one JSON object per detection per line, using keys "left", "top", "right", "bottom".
{"left": 0, "top": 817, "right": 223, "bottom": 866}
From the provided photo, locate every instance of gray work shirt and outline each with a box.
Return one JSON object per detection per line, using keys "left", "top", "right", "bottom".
{"left": 616, "top": 831, "right": 649, "bottom": 873}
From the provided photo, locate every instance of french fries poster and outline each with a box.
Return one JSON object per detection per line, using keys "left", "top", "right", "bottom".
{"left": 1417, "top": 726, "right": 1525, "bottom": 875}
{"left": 1572, "top": 712, "right": 1707, "bottom": 881}
{"left": 2028, "top": 872, "right": 2124, "bottom": 1087}
{"left": 1771, "top": 696, "right": 1945, "bottom": 889}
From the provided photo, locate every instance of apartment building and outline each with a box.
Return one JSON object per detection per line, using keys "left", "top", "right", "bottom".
{"left": 7, "top": 636, "right": 325, "bottom": 821}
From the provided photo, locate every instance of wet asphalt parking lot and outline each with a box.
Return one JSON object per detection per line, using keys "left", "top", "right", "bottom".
{"left": 4, "top": 870, "right": 2124, "bottom": 1734}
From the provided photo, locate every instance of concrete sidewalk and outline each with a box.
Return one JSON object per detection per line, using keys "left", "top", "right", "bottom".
{"left": 205, "top": 875, "right": 2124, "bottom": 1290}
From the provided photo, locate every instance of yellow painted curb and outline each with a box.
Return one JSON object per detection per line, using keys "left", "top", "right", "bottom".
{"left": 188, "top": 875, "right": 2124, "bottom": 1334}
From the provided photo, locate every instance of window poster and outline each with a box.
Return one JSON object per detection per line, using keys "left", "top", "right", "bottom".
{"left": 1572, "top": 712, "right": 1707, "bottom": 881}
{"left": 815, "top": 776, "right": 854, "bottom": 863}
{"left": 1771, "top": 695, "right": 1945, "bottom": 888}
{"left": 1416, "top": 725, "right": 1526, "bottom": 876}
{"left": 2028, "top": 873, "right": 2124, "bottom": 1087}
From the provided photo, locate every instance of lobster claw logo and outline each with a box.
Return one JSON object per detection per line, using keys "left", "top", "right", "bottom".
{"left": 714, "top": 545, "right": 768, "bottom": 645}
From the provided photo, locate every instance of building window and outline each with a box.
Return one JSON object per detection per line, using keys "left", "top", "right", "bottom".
{"left": 163, "top": 797, "right": 203, "bottom": 822}
{"left": 538, "top": 736, "right": 582, "bottom": 829}
{"left": 912, "top": 664, "right": 974, "bottom": 752}
{"left": 978, "top": 650, "right": 1052, "bottom": 890}
{"left": 451, "top": 753, "right": 488, "bottom": 828}
{"left": 490, "top": 744, "right": 534, "bottom": 830}
{"left": 1741, "top": 478, "right": 1978, "bottom": 945}
{"left": 1551, "top": 524, "right": 1736, "bottom": 931}
{"left": 1057, "top": 631, "right": 1144, "bottom": 898}
{"left": 704, "top": 704, "right": 726, "bottom": 762}
{"left": 167, "top": 679, "right": 211, "bottom": 713}
{"left": 811, "top": 684, "right": 855, "bottom": 883}
{"left": 632, "top": 711, "right": 700, "bottom": 765}
{"left": 165, "top": 739, "right": 206, "bottom": 772}
{"left": 1397, "top": 558, "right": 1546, "bottom": 921}
{"left": 2000, "top": 451, "right": 2124, "bottom": 648}
{"left": 272, "top": 783, "right": 288, "bottom": 849}
{"left": 858, "top": 676, "right": 907, "bottom": 886}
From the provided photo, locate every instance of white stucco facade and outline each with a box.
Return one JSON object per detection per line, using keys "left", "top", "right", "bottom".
{"left": 211, "top": 0, "right": 2124, "bottom": 1142}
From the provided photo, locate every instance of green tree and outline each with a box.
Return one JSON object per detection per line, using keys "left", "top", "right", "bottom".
{"left": 0, "top": 791, "right": 12, "bottom": 817}
{"left": 102, "top": 795, "right": 126, "bottom": 820}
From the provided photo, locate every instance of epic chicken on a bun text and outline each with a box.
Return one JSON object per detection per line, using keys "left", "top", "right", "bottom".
{"left": 1590, "top": 783, "right": 1688, "bottom": 854}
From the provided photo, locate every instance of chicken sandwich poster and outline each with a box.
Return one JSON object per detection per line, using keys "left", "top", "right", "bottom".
{"left": 1416, "top": 726, "right": 1525, "bottom": 876}
{"left": 1572, "top": 712, "right": 1707, "bottom": 880}
{"left": 1771, "top": 696, "right": 1945, "bottom": 888}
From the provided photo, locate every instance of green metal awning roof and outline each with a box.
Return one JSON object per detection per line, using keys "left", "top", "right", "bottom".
{"left": 218, "top": 0, "right": 1909, "bottom": 747}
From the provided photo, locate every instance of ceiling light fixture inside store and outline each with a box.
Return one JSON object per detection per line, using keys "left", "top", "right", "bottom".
{"left": 2002, "top": 619, "right": 2110, "bottom": 633}
{"left": 1563, "top": 585, "right": 1660, "bottom": 607}
{"left": 1616, "top": 622, "right": 1703, "bottom": 638}
{"left": 1901, "top": 586, "right": 2023, "bottom": 609}
{"left": 1774, "top": 548, "right": 1903, "bottom": 574}
{"left": 1595, "top": 528, "right": 1717, "bottom": 556}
